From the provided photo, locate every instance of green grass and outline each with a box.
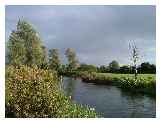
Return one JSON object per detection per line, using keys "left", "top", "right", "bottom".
{"left": 93, "top": 73, "right": 155, "bottom": 82}
{"left": 62, "top": 71, "right": 156, "bottom": 96}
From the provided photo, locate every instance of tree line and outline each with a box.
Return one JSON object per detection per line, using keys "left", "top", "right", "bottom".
{"left": 7, "top": 20, "right": 156, "bottom": 74}
{"left": 6, "top": 20, "right": 79, "bottom": 72}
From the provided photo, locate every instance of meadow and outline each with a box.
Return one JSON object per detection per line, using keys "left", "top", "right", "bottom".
{"left": 62, "top": 71, "right": 156, "bottom": 96}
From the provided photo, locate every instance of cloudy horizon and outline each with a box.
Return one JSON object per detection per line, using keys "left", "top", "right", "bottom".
{"left": 5, "top": 5, "right": 156, "bottom": 66}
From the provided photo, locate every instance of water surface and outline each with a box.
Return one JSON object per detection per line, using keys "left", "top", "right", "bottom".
{"left": 62, "top": 77, "right": 156, "bottom": 118}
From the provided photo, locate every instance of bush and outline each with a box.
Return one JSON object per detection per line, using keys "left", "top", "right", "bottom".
{"left": 5, "top": 65, "right": 98, "bottom": 118}
{"left": 119, "top": 77, "right": 156, "bottom": 96}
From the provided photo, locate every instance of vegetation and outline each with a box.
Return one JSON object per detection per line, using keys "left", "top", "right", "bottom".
{"left": 65, "top": 48, "right": 79, "bottom": 71}
{"left": 5, "top": 65, "right": 98, "bottom": 118}
{"left": 7, "top": 20, "right": 45, "bottom": 67}
{"left": 129, "top": 41, "right": 139, "bottom": 80}
{"left": 6, "top": 20, "right": 156, "bottom": 117}
{"left": 49, "top": 49, "right": 61, "bottom": 71}
{"left": 6, "top": 20, "right": 99, "bottom": 118}
{"left": 108, "top": 60, "right": 120, "bottom": 73}
{"left": 61, "top": 71, "right": 155, "bottom": 96}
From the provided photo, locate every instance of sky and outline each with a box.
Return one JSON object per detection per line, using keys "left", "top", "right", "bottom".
{"left": 5, "top": 5, "right": 156, "bottom": 66}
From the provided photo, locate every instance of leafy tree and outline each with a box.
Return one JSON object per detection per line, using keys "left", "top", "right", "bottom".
{"left": 49, "top": 49, "right": 61, "bottom": 71}
{"left": 139, "top": 62, "right": 156, "bottom": 74}
{"left": 7, "top": 20, "right": 46, "bottom": 67}
{"left": 78, "top": 64, "right": 97, "bottom": 72}
{"left": 7, "top": 31, "right": 25, "bottom": 65}
{"left": 98, "top": 65, "right": 109, "bottom": 73}
{"left": 65, "top": 48, "right": 79, "bottom": 71}
{"left": 119, "top": 65, "right": 130, "bottom": 74}
{"left": 16, "top": 20, "right": 44, "bottom": 66}
{"left": 40, "top": 46, "right": 49, "bottom": 69}
{"left": 150, "top": 64, "right": 156, "bottom": 74}
{"left": 108, "top": 60, "right": 120, "bottom": 73}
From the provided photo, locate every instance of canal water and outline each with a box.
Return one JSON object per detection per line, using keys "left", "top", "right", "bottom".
{"left": 62, "top": 77, "right": 156, "bottom": 118}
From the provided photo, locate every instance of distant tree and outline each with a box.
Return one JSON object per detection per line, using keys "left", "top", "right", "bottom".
{"left": 65, "top": 48, "right": 79, "bottom": 71}
{"left": 119, "top": 65, "right": 130, "bottom": 74}
{"left": 98, "top": 65, "right": 109, "bottom": 73}
{"left": 78, "top": 64, "right": 97, "bottom": 72}
{"left": 129, "top": 41, "right": 139, "bottom": 80}
{"left": 150, "top": 64, "right": 156, "bottom": 74}
{"left": 139, "top": 62, "right": 156, "bottom": 74}
{"left": 108, "top": 60, "right": 120, "bottom": 73}
{"left": 49, "top": 49, "right": 61, "bottom": 71}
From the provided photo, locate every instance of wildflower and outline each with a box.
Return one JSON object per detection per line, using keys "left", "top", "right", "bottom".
{"left": 90, "top": 107, "right": 95, "bottom": 111}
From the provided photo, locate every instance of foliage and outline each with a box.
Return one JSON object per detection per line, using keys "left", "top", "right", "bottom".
{"left": 65, "top": 48, "right": 79, "bottom": 71}
{"left": 119, "top": 77, "right": 155, "bottom": 96}
{"left": 41, "top": 46, "right": 49, "bottom": 69}
{"left": 78, "top": 64, "right": 97, "bottom": 72}
{"left": 108, "top": 60, "right": 120, "bottom": 73}
{"left": 138, "top": 62, "right": 156, "bottom": 74}
{"left": 63, "top": 71, "right": 156, "bottom": 96}
{"left": 7, "top": 31, "right": 26, "bottom": 65}
{"left": 7, "top": 20, "right": 45, "bottom": 67}
{"left": 98, "top": 62, "right": 156, "bottom": 74}
{"left": 49, "top": 49, "right": 61, "bottom": 71}
{"left": 97, "top": 65, "right": 109, "bottom": 73}
{"left": 119, "top": 65, "right": 131, "bottom": 74}
{"left": 5, "top": 65, "right": 98, "bottom": 118}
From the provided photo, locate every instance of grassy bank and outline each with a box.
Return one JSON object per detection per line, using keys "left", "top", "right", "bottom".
{"left": 5, "top": 65, "right": 99, "bottom": 118}
{"left": 61, "top": 71, "right": 156, "bottom": 96}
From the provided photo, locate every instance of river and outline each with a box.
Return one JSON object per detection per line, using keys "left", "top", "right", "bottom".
{"left": 62, "top": 77, "right": 156, "bottom": 118}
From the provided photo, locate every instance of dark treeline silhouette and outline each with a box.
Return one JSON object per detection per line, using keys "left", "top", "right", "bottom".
{"left": 78, "top": 61, "right": 156, "bottom": 74}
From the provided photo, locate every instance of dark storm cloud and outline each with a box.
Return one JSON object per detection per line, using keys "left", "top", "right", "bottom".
{"left": 5, "top": 5, "right": 156, "bottom": 66}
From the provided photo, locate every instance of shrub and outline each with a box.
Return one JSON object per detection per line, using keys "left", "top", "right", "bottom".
{"left": 5, "top": 65, "right": 98, "bottom": 118}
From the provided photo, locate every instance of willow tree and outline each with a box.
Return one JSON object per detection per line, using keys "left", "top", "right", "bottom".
{"left": 7, "top": 31, "right": 25, "bottom": 66}
{"left": 65, "top": 48, "right": 79, "bottom": 71}
{"left": 129, "top": 41, "right": 139, "bottom": 81}
{"left": 49, "top": 49, "right": 61, "bottom": 71}
{"left": 7, "top": 20, "right": 45, "bottom": 67}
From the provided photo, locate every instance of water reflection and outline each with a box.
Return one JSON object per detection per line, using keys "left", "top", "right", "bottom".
{"left": 62, "top": 77, "right": 78, "bottom": 99}
{"left": 62, "top": 77, "right": 156, "bottom": 118}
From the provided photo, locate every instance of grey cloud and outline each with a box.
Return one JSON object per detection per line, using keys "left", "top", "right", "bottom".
{"left": 6, "top": 5, "right": 156, "bottom": 66}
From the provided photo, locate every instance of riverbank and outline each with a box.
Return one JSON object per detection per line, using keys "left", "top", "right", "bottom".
{"left": 5, "top": 65, "right": 99, "bottom": 118}
{"left": 61, "top": 71, "right": 156, "bottom": 97}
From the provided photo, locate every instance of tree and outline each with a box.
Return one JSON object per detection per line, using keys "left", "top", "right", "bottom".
{"left": 97, "top": 65, "right": 109, "bottom": 73}
{"left": 129, "top": 41, "right": 139, "bottom": 80}
{"left": 108, "top": 60, "right": 120, "bottom": 73}
{"left": 49, "top": 49, "right": 61, "bottom": 71}
{"left": 119, "top": 65, "right": 130, "bottom": 74}
{"left": 78, "top": 64, "right": 97, "bottom": 72}
{"left": 7, "top": 20, "right": 45, "bottom": 67}
{"left": 41, "top": 46, "right": 49, "bottom": 69}
{"left": 139, "top": 62, "right": 156, "bottom": 74}
{"left": 7, "top": 31, "right": 26, "bottom": 66}
{"left": 65, "top": 48, "right": 79, "bottom": 71}
{"left": 16, "top": 20, "right": 44, "bottom": 66}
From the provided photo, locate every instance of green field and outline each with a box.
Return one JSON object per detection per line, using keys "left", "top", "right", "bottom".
{"left": 93, "top": 73, "right": 155, "bottom": 82}
{"left": 63, "top": 71, "right": 156, "bottom": 96}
